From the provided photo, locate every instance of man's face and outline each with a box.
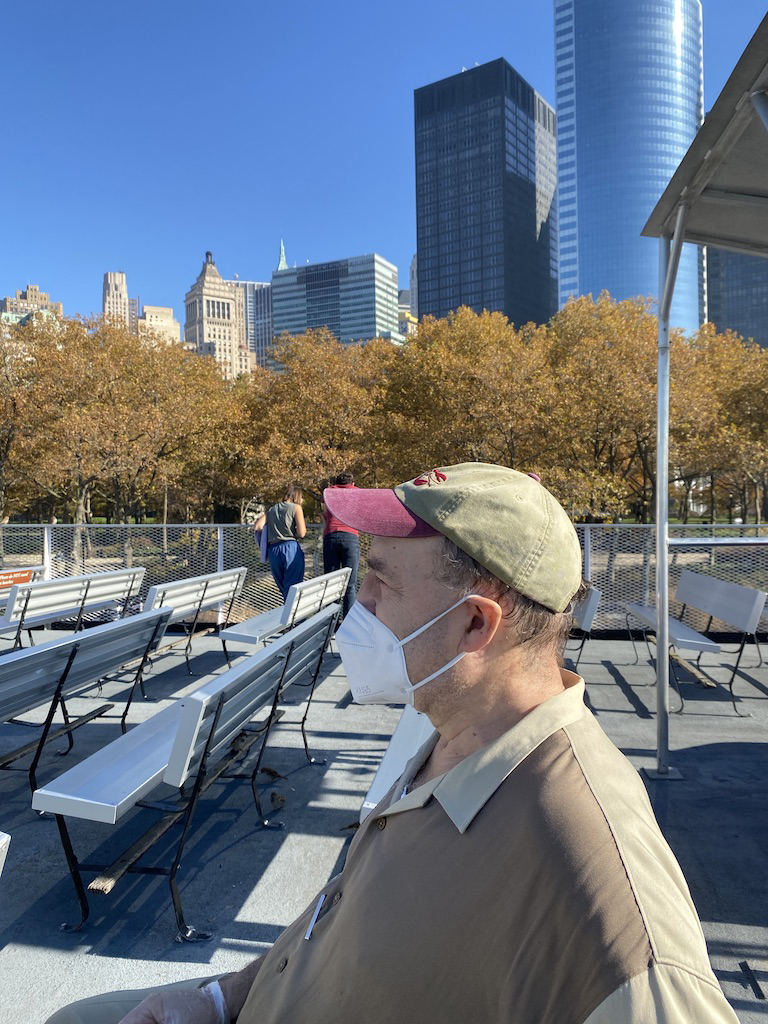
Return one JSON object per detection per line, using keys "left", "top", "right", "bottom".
{"left": 357, "top": 535, "right": 463, "bottom": 689}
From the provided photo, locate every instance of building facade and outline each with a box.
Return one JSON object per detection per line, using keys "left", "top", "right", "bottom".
{"left": 414, "top": 58, "right": 558, "bottom": 326}
{"left": 137, "top": 305, "right": 181, "bottom": 345}
{"left": 410, "top": 254, "right": 419, "bottom": 320}
{"left": 0, "top": 284, "right": 63, "bottom": 317}
{"left": 184, "top": 252, "right": 253, "bottom": 379}
{"left": 229, "top": 280, "right": 273, "bottom": 366}
{"left": 102, "top": 272, "right": 131, "bottom": 328}
{"left": 707, "top": 247, "right": 768, "bottom": 347}
{"left": 554, "top": 0, "right": 704, "bottom": 333}
{"left": 272, "top": 251, "right": 402, "bottom": 345}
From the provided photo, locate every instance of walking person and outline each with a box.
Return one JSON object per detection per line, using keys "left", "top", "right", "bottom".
{"left": 255, "top": 485, "right": 306, "bottom": 601}
{"left": 322, "top": 471, "right": 360, "bottom": 618}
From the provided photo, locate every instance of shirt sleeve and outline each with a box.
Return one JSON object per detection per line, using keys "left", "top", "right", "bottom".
{"left": 583, "top": 963, "right": 740, "bottom": 1024}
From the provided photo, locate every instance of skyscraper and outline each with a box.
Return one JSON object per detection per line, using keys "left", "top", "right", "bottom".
{"left": 229, "top": 280, "right": 273, "bottom": 366}
{"left": 554, "top": 0, "right": 704, "bottom": 333}
{"left": 102, "top": 272, "right": 131, "bottom": 329}
{"left": 414, "top": 58, "right": 558, "bottom": 326}
{"left": 707, "top": 247, "right": 768, "bottom": 347}
{"left": 184, "top": 252, "right": 253, "bottom": 379}
{"left": 272, "top": 249, "right": 402, "bottom": 345}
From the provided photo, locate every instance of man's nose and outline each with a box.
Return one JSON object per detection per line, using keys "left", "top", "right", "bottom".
{"left": 355, "top": 572, "right": 377, "bottom": 615}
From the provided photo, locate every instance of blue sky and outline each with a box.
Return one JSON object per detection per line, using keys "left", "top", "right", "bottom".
{"left": 1, "top": 1, "right": 765, "bottom": 319}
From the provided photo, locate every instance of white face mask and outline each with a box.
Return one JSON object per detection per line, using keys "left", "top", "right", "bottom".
{"left": 335, "top": 595, "right": 477, "bottom": 705}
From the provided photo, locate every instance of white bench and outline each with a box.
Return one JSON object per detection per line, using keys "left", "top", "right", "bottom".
{"left": 0, "top": 608, "right": 171, "bottom": 793}
{"left": 626, "top": 569, "right": 767, "bottom": 713}
{"left": 144, "top": 567, "right": 247, "bottom": 672}
{"left": 220, "top": 567, "right": 351, "bottom": 647}
{"left": 0, "top": 568, "right": 146, "bottom": 652}
{"left": 0, "top": 831, "right": 9, "bottom": 879}
{"left": 33, "top": 603, "right": 339, "bottom": 941}
{"left": 567, "top": 585, "right": 602, "bottom": 668}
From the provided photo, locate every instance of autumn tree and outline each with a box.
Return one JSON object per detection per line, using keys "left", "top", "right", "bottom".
{"left": 380, "top": 307, "right": 555, "bottom": 484}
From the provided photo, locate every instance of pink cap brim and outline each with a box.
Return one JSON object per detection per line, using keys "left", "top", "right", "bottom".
{"left": 323, "top": 487, "right": 439, "bottom": 538}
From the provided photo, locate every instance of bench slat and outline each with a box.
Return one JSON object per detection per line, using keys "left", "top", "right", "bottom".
{"left": 676, "top": 571, "right": 767, "bottom": 634}
{"left": 220, "top": 568, "right": 349, "bottom": 646}
{"left": 0, "top": 610, "right": 171, "bottom": 724}
{"left": 31, "top": 703, "right": 184, "bottom": 824}
{"left": 626, "top": 603, "right": 721, "bottom": 653}
{"left": 166, "top": 604, "right": 339, "bottom": 788}
{"left": 144, "top": 568, "right": 246, "bottom": 624}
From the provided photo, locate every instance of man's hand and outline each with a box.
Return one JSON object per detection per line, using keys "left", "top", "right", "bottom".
{"left": 118, "top": 986, "right": 223, "bottom": 1024}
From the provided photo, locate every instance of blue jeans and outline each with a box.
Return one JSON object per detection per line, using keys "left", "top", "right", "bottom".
{"left": 323, "top": 532, "right": 359, "bottom": 618}
{"left": 268, "top": 540, "right": 305, "bottom": 601}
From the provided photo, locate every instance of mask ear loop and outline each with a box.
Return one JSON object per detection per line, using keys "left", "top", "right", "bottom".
{"left": 400, "top": 594, "right": 486, "bottom": 694}
{"left": 397, "top": 593, "right": 484, "bottom": 648}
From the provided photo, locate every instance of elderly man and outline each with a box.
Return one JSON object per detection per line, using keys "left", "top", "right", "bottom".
{"left": 49, "top": 464, "right": 738, "bottom": 1024}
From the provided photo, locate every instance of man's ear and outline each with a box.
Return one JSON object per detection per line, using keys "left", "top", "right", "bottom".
{"left": 460, "top": 596, "right": 503, "bottom": 653}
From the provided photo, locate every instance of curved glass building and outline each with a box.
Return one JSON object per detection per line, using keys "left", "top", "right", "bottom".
{"left": 555, "top": 0, "right": 703, "bottom": 333}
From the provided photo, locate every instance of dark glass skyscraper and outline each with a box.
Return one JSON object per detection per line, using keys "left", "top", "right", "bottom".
{"left": 555, "top": 0, "right": 703, "bottom": 333}
{"left": 415, "top": 59, "right": 558, "bottom": 326}
{"left": 707, "top": 248, "right": 768, "bottom": 347}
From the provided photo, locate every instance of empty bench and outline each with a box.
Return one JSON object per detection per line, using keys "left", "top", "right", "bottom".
{"left": 33, "top": 602, "right": 340, "bottom": 941}
{"left": 144, "top": 567, "right": 247, "bottom": 672}
{"left": 626, "top": 569, "right": 767, "bottom": 713}
{"left": 220, "top": 567, "right": 351, "bottom": 647}
{"left": 0, "top": 568, "right": 146, "bottom": 652}
{"left": 567, "top": 584, "right": 602, "bottom": 669}
{"left": 0, "top": 608, "right": 171, "bottom": 793}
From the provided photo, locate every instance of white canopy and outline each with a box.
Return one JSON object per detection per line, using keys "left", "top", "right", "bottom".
{"left": 641, "top": 13, "right": 768, "bottom": 776}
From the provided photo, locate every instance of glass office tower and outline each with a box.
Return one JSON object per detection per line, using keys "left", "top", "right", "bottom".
{"left": 707, "top": 247, "right": 768, "bottom": 347}
{"left": 272, "top": 253, "right": 403, "bottom": 345}
{"left": 415, "top": 59, "right": 558, "bottom": 326}
{"left": 555, "top": 0, "right": 703, "bottom": 333}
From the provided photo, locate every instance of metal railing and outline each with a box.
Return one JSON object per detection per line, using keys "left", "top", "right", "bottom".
{"left": 0, "top": 522, "right": 766, "bottom": 636}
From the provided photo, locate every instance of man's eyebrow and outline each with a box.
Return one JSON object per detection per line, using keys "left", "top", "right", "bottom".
{"left": 366, "top": 554, "right": 399, "bottom": 581}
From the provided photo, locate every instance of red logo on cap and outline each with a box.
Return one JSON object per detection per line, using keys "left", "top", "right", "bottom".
{"left": 413, "top": 469, "right": 447, "bottom": 486}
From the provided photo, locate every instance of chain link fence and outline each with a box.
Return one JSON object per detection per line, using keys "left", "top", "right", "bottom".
{"left": 0, "top": 522, "right": 765, "bottom": 636}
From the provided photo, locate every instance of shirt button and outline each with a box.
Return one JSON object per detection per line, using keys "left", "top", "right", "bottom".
{"left": 332, "top": 891, "right": 342, "bottom": 905}
{"left": 377, "top": 817, "right": 387, "bottom": 830}
{"left": 278, "top": 958, "right": 288, "bottom": 972}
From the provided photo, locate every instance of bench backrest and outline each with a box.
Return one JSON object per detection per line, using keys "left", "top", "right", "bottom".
{"left": 0, "top": 608, "right": 171, "bottom": 723}
{"left": 144, "top": 567, "right": 247, "bottom": 624}
{"left": 281, "top": 568, "right": 351, "bottom": 629}
{"left": 0, "top": 831, "right": 8, "bottom": 879}
{"left": 573, "top": 585, "right": 602, "bottom": 633}
{"left": 676, "top": 570, "right": 767, "bottom": 633}
{"left": 1, "top": 567, "right": 146, "bottom": 625}
{"left": 165, "top": 603, "right": 339, "bottom": 788}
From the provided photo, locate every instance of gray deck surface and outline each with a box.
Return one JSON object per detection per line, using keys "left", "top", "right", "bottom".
{"left": 0, "top": 629, "right": 766, "bottom": 1023}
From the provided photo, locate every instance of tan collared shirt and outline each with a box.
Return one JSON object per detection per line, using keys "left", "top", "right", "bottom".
{"left": 238, "top": 671, "right": 738, "bottom": 1024}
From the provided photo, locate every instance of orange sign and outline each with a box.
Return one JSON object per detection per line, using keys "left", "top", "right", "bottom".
{"left": 0, "top": 569, "right": 35, "bottom": 590}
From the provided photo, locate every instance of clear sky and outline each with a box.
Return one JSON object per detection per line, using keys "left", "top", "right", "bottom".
{"left": 1, "top": 1, "right": 765, "bottom": 319}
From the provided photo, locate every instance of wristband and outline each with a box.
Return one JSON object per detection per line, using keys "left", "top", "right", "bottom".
{"left": 203, "top": 981, "right": 230, "bottom": 1024}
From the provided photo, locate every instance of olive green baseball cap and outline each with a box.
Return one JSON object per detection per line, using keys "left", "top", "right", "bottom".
{"left": 323, "top": 462, "right": 582, "bottom": 613}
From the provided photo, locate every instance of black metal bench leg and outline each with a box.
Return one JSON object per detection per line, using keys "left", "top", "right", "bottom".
{"left": 669, "top": 653, "right": 685, "bottom": 715}
{"left": 727, "top": 636, "right": 751, "bottom": 717}
{"left": 625, "top": 614, "right": 641, "bottom": 665}
{"left": 221, "top": 637, "right": 232, "bottom": 668}
{"left": 573, "top": 634, "right": 587, "bottom": 670}
{"left": 55, "top": 815, "right": 91, "bottom": 933}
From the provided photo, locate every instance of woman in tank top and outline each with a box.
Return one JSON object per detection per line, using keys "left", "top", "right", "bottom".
{"left": 255, "top": 485, "right": 307, "bottom": 600}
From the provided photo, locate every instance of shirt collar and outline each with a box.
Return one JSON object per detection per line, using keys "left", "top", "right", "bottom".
{"left": 381, "top": 670, "right": 587, "bottom": 832}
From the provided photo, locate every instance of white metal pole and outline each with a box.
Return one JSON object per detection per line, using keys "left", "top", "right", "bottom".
{"left": 652, "top": 204, "right": 687, "bottom": 779}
